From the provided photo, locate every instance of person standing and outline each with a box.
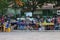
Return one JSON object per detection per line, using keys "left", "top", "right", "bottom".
{"left": 6, "top": 15, "right": 10, "bottom": 23}
{"left": 54, "top": 16, "right": 58, "bottom": 30}
{"left": 1, "top": 15, "right": 5, "bottom": 24}
{"left": 36, "top": 15, "right": 40, "bottom": 22}
{"left": 57, "top": 16, "right": 60, "bottom": 30}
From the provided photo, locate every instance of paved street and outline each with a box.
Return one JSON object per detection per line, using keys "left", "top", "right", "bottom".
{"left": 0, "top": 30, "right": 60, "bottom": 40}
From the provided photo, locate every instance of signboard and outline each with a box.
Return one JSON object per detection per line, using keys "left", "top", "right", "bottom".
{"left": 57, "top": 10, "right": 60, "bottom": 15}
{"left": 25, "top": 12, "right": 32, "bottom": 17}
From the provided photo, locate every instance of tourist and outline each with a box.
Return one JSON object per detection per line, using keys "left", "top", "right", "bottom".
{"left": 20, "top": 20, "right": 26, "bottom": 30}
{"left": 46, "top": 16, "right": 51, "bottom": 23}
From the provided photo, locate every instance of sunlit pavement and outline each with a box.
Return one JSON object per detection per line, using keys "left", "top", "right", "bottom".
{"left": 0, "top": 30, "right": 60, "bottom": 40}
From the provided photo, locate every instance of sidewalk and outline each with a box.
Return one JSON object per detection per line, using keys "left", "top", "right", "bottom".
{"left": 0, "top": 30, "right": 60, "bottom": 40}
{"left": 12, "top": 30, "right": 60, "bottom": 32}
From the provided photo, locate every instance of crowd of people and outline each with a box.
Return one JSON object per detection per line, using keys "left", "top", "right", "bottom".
{"left": 14, "top": 15, "right": 60, "bottom": 30}
{"left": 0, "top": 15, "right": 60, "bottom": 31}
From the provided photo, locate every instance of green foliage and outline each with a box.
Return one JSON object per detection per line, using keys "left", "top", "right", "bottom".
{"left": 0, "top": 0, "right": 8, "bottom": 8}
{"left": 0, "top": 0, "right": 8, "bottom": 15}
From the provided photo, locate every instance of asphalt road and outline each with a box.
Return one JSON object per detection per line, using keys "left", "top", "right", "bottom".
{"left": 0, "top": 30, "right": 60, "bottom": 40}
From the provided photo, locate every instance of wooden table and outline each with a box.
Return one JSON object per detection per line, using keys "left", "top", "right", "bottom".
{"left": 37, "top": 23, "right": 54, "bottom": 30}
{"left": 37, "top": 23, "right": 54, "bottom": 26}
{"left": 41, "top": 23, "right": 54, "bottom": 26}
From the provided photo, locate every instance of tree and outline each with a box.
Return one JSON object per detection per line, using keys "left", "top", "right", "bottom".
{"left": 24, "top": 0, "right": 57, "bottom": 12}
{"left": 0, "top": 0, "right": 8, "bottom": 15}
{"left": 56, "top": 0, "right": 60, "bottom": 6}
